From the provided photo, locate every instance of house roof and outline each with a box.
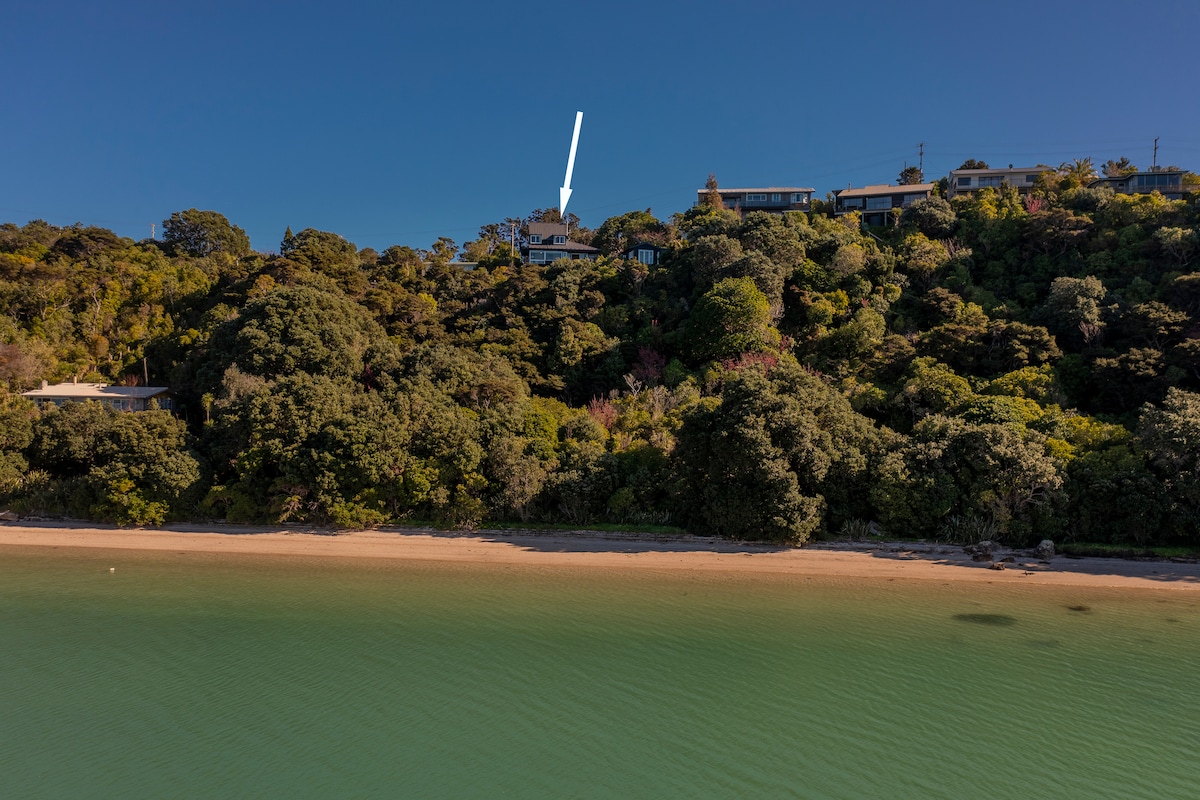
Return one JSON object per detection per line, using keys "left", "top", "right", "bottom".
{"left": 528, "top": 222, "right": 569, "bottom": 237}
{"left": 529, "top": 241, "right": 599, "bottom": 253}
{"left": 949, "top": 167, "right": 1050, "bottom": 175}
{"left": 623, "top": 241, "right": 664, "bottom": 252}
{"left": 22, "top": 382, "right": 170, "bottom": 400}
{"left": 836, "top": 183, "right": 934, "bottom": 198}
{"left": 697, "top": 187, "right": 815, "bottom": 194}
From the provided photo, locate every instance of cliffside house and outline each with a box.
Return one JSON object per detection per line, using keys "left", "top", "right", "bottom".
{"left": 1089, "top": 170, "right": 1192, "bottom": 200}
{"left": 833, "top": 183, "right": 935, "bottom": 227}
{"left": 524, "top": 222, "right": 598, "bottom": 264}
{"left": 22, "top": 381, "right": 173, "bottom": 412}
{"left": 623, "top": 242, "right": 665, "bottom": 265}
{"left": 696, "top": 187, "right": 814, "bottom": 215}
{"left": 946, "top": 166, "right": 1048, "bottom": 198}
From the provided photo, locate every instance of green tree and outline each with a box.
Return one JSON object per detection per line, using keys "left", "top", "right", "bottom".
{"left": 672, "top": 360, "right": 877, "bottom": 543}
{"left": 687, "top": 278, "right": 780, "bottom": 362}
{"left": 162, "top": 209, "right": 251, "bottom": 258}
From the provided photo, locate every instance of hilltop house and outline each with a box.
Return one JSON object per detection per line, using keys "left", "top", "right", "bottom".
{"left": 833, "top": 183, "right": 934, "bottom": 227}
{"left": 1090, "top": 170, "right": 1191, "bottom": 200}
{"left": 523, "top": 222, "right": 598, "bottom": 264}
{"left": 947, "top": 166, "right": 1048, "bottom": 198}
{"left": 23, "top": 380, "right": 173, "bottom": 412}
{"left": 696, "top": 187, "right": 814, "bottom": 215}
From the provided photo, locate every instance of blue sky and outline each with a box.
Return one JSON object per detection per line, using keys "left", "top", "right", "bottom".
{"left": 4, "top": 0, "right": 1199, "bottom": 253}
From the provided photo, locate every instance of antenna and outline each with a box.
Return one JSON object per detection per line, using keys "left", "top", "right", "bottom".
{"left": 918, "top": 142, "right": 925, "bottom": 172}
{"left": 1153, "top": 137, "right": 1159, "bottom": 170}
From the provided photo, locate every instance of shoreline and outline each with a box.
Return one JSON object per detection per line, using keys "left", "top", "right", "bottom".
{"left": 2, "top": 521, "right": 1199, "bottom": 590}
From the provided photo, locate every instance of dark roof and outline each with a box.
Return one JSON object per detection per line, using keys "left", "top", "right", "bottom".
{"left": 697, "top": 186, "right": 816, "bottom": 194}
{"left": 835, "top": 183, "right": 934, "bottom": 198}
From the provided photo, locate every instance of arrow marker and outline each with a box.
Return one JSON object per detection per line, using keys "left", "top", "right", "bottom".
{"left": 559, "top": 111, "right": 583, "bottom": 216}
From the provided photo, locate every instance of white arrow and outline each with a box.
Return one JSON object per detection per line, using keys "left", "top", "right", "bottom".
{"left": 559, "top": 111, "right": 583, "bottom": 216}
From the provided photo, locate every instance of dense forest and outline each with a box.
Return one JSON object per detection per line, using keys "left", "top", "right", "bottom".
{"left": 1, "top": 159, "right": 1198, "bottom": 547}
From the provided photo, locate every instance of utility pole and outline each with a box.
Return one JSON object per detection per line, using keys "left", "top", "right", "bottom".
{"left": 1153, "top": 137, "right": 1159, "bottom": 171}
{"left": 918, "top": 142, "right": 925, "bottom": 173}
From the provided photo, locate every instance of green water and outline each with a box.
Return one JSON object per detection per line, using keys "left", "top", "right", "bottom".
{"left": 2, "top": 547, "right": 1198, "bottom": 799}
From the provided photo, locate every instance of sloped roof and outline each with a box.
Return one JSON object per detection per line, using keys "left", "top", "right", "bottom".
{"left": 528, "top": 222, "right": 569, "bottom": 238}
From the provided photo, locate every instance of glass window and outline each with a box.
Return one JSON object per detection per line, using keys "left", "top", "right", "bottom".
{"left": 529, "top": 234, "right": 542, "bottom": 244}
{"left": 978, "top": 176, "right": 1003, "bottom": 187}
{"left": 553, "top": 235, "right": 566, "bottom": 244}
{"left": 792, "top": 193, "right": 808, "bottom": 203}
{"left": 957, "top": 176, "right": 972, "bottom": 187}
{"left": 745, "top": 193, "right": 767, "bottom": 202}
{"left": 842, "top": 197, "right": 864, "bottom": 209}
{"left": 637, "top": 249, "right": 655, "bottom": 265}
{"left": 866, "top": 196, "right": 892, "bottom": 210}
{"left": 1026, "top": 174, "right": 1040, "bottom": 183}
{"left": 903, "top": 194, "right": 927, "bottom": 206}
{"left": 770, "top": 193, "right": 781, "bottom": 202}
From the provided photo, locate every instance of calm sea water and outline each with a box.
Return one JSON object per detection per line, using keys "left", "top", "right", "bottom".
{"left": 1, "top": 545, "right": 1198, "bottom": 799}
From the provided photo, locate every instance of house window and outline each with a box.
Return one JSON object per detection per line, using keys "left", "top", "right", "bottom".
{"left": 553, "top": 235, "right": 566, "bottom": 244}
{"left": 1025, "top": 174, "right": 1040, "bottom": 183}
{"left": 865, "top": 196, "right": 892, "bottom": 210}
{"left": 792, "top": 193, "right": 808, "bottom": 203}
{"left": 745, "top": 193, "right": 768, "bottom": 202}
{"left": 529, "top": 234, "right": 542, "bottom": 244}
{"left": 978, "top": 176, "right": 1003, "bottom": 188}
{"left": 957, "top": 177, "right": 972, "bottom": 187}
{"left": 841, "top": 197, "right": 864, "bottom": 209}
{"left": 902, "top": 194, "right": 927, "bottom": 206}
{"left": 637, "top": 249, "right": 656, "bottom": 265}
{"left": 770, "top": 193, "right": 781, "bottom": 202}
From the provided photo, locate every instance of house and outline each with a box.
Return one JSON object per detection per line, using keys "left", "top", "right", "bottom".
{"left": 833, "top": 183, "right": 935, "bottom": 227}
{"left": 1090, "top": 170, "right": 1191, "bottom": 200}
{"left": 623, "top": 242, "right": 665, "bottom": 266}
{"left": 523, "top": 222, "right": 598, "bottom": 264}
{"left": 22, "top": 380, "right": 173, "bottom": 412}
{"left": 696, "top": 187, "right": 814, "bottom": 215}
{"left": 947, "top": 166, "right": 1048, "bottom": 198}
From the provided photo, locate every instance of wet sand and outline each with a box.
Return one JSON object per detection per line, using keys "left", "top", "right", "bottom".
{"left": 2, "top": 521, "right": 1198, "bottom": 590}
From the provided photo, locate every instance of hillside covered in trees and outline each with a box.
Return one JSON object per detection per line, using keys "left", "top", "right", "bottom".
{"left": 1, "top": 167, "right": 1198, "bottom": 547}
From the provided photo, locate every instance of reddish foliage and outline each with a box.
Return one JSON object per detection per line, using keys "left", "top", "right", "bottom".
{"left": 721, "top": 351, "right": 779, "bottom": 374}
{"left": 587, "top": 397, "right": 618, "bottom": 429}
{"left": 631, "top": 346, "right": 666, "bottom": 384}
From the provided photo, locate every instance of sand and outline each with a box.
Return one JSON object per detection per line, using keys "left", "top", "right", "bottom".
{"left": 2, "top": 521, "right": 1198, "bottom": 591}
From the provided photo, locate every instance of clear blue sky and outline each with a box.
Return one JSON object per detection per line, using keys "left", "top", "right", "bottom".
{"left": 4, "top": 0, "right": 1198, "bottom": 254}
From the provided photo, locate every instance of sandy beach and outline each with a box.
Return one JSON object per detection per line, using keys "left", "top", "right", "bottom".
{"left": 2, "top": 521, "right": 1198, "bottom": 590}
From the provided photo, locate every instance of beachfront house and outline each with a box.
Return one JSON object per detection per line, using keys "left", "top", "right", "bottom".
{"left": 22, "top": 380, "right": 173, "bottom": 412}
